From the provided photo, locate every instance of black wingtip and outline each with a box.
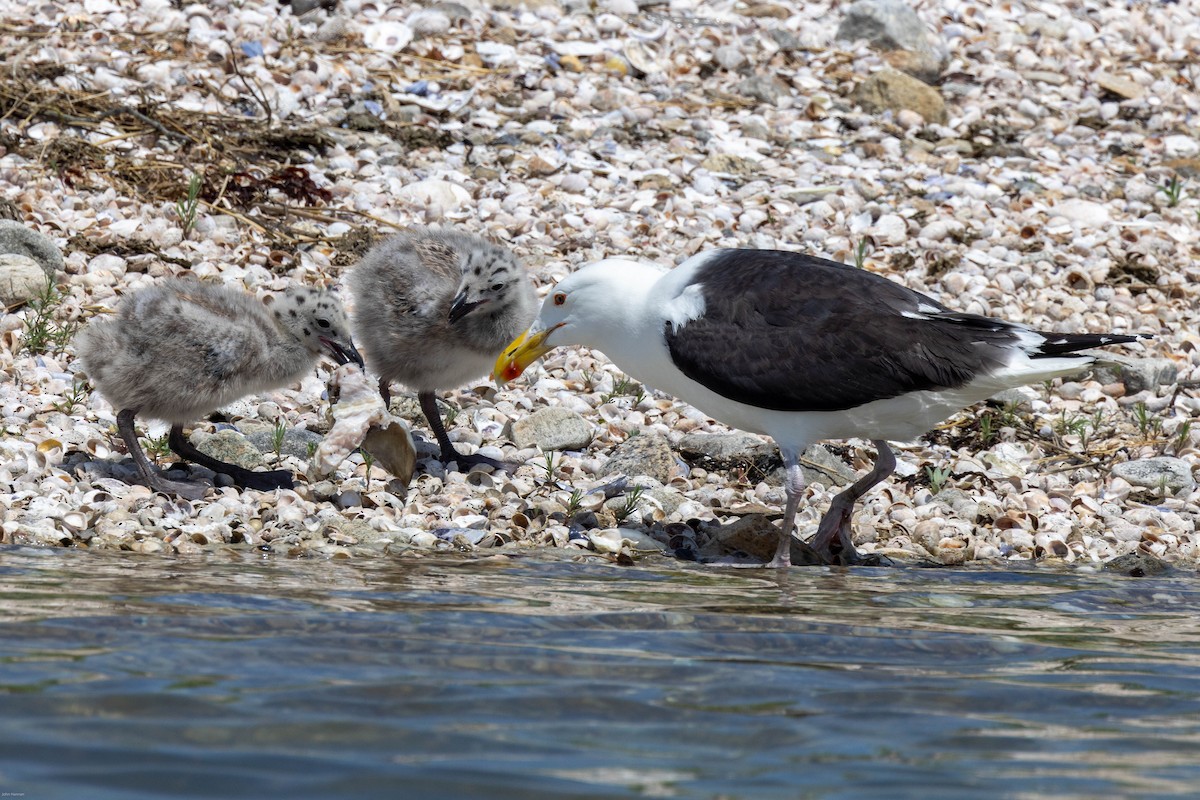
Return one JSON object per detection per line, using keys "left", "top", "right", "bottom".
{"left": 1033, "top": 331, "right": 1152, "bottom": 357}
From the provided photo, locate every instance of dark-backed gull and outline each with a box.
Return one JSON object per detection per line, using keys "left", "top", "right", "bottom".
{"left": 494, "top": 249, "right": 1148, "bottom": 566}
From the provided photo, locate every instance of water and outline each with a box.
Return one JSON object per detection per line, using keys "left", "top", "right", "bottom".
{"left": 1, "top": 546, "right": 1198, "bottom": 799}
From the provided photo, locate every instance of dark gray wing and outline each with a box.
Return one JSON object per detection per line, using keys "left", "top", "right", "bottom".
{"left": 663, "top": 250, "right": 1025, "bottom": 412}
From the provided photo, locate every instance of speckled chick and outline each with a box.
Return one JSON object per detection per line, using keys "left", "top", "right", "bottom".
{"left": 75, "top": 278, "right": 362, "bottom": 499}
{"left": 349, "top": 227, "right": 535, "bottom": 469}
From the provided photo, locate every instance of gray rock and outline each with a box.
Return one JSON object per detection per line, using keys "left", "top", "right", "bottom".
{"left": 242, "top": 422, "right": 324, "bottom": 460}
{"left": 797, "top": 444, "right": 858, "bottom": 488}
{"left": 709, "top": 513, "right": 824, "bottom": 565}
{"left": 189, "top": 429, "right": 266, "bottom": 470}
{"left": 603, "top": 432, "right": 675, "bottom": 484}
{"left": 646, "top": 486, "right": 683, "bottom": 516}
{"left": 1103, "top": 552, "right": 1168, "bottom": 577}
{"left": 678, "top": 433, "right": 855, "bottom": 488}
{"left": 0, "top": 221, "right": 62, "bottom": 279}
{"left": 679, "top": 431, "right": 776, "bottom": 463}
{"left": 735, "top": 74, "right": 791, "bottom": 105}
{"left": 768, "top": 29, "right": 804, "bottom": 52}
{"left": 836, "top": 0, "right": 948, "bottom": 83}
{"left": 1091, "top": 354, "right": 1178, "bottom": 393}
{"left": 1111, "top": 457, "right": 1195, "bottom": 494}
{"left": 510, "top": 406, "right": 594, "bottom": 451}
{"left": 988, "top": 387, "right": 1035, "bottom": 410}
{"left": 0, "top": 254, "right": 48, "bottom": 308}
{"left": 852, "top": 69, "right": 947, "bottom": 124}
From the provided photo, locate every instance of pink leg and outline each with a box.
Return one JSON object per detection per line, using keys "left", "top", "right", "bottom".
{"left": 808, "top": 440, "right": 895, "bottom": 565}
{"left": 768, "top": 453, "right": 807, "bottom": 568}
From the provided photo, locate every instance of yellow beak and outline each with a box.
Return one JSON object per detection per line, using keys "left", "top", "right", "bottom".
{"left": 492, "top": 325, "right": 560, "bottom": 385}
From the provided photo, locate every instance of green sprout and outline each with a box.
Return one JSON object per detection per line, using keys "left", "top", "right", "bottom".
{"left": 564, "top": 487, "right": 585, "bottom": 517}
{"left": 19, "top": 278, "right": 79, "bottom": 356}
{"left": 176, "top": 173, "right": 203, "bottom": 237}
{"left": 854, "top": 237, "right": 873, "bottom": 269}
{"left": 925, "top": 465, "right": 951, "bottom": 495}
{"left": 271, "top": 419, "right": 287, "bottom": 460}
{"left": 613, "top": 485, "right": 646, "bottom": 524}
{"left": 1159, "top": 175, "right": 1186, "bottom": 208}
{"left": 53, "top": 377, "right": 90, "bottom": 415}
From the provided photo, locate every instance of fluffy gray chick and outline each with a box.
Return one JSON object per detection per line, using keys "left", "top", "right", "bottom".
{"left": 75, "top": 278, "right": 362, "bottom": 499}
{"left": 349, "top": 227, "right": 535, "bottom": 469}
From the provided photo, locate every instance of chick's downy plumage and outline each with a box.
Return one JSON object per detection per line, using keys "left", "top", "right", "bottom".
{"left": 76, "top": 278, "right": 361, "bottom": 498}
{"left": 349, "top": 227, "right": 535, "bottom": 467}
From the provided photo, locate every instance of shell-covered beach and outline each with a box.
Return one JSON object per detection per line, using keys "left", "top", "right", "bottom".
{"left": 1, "top": 0, "right": 1198, "bottom": 568}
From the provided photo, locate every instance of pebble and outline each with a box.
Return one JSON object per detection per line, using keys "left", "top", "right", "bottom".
{"left": 1111, "top": 458, "right": 1195, "bottom": 495}
{"left": 0, "top": 254, "right": 48, "bottom": 307}
{"left": 510, "top": 407, "right": 594, "bottom": 451}
{"left": 852, "top": 70, "right": 948, "bottom": 124}
{"left": 0, "top": 221, "right": 62, "bottom": 279}
{"left": 836, "top": 0, "right": 948, "bottom": 83}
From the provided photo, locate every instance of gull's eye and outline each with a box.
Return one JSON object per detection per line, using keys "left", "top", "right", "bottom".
{"left": 316, "top": 318, "right": 331, "bottom": 329}
{"left": 490, "top": 283, "right": 505, "bottom": 292}
{"left": 553, "top": 292, "right": 566, "bottom": 306}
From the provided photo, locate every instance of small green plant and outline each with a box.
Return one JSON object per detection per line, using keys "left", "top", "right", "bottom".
{"left": 362, "top": 449, "right": 375, "bottom": 489}
{"left": 564, "top": 487, "right": 585, "bottom": 517}
{"left": 536, "top": 449, "right": 558, "bottom": 481}
{"left": 925, "top": 465, "right": 951, "bottom": 495}
{"left": 19, "top": 278, "right": 79, "bottom": 356}
{"left": 1055, "top": 410, "right": 1094, "bottom": 450}
{"left": 978, "top": 413, "right": 995, "bottom": 446}
{"left": 1171, "top": 420, "right": 1192, "bottom": 454}
{"left": 602, "top": 374, "right": 644, "bottom": 404}
{"left": 442, "top": 402, "right": 459, "bottom": 429}
{"left": 176, "top": 173, "right": 203, "bottom": 236}
{"left": 306, "top": 441, "right": 318, "bottom": 460}
{"left": 613, "top": 486, "right": 646, "bottom": 524}
{"left": 853, "top": 237, "right": 873, "bottom": 270}
{"left": 142, "top": 433, "right": 172, "bottom": 464}
{"left": 1159, "top": 174, "right": 1186, "bottom": 208}
{"left": 998, "top": 400, "right": 1022, "bottom": 428}
{"left": 270, "top": 419, "right": 287, "bottom": 460}
{"left": 1132, "top": 402, "right": 1162, "bottom": 440}
{"left": 53, "top": 377, "right": 89, "bottom": 415}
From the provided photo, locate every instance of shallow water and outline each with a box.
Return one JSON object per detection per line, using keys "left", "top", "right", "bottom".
{"left": 1, "top": 546, "right": 1198, "bottom": 799}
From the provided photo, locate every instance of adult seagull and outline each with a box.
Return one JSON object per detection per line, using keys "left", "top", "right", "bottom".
{"left": 494, "top": 249, "right": 1148, "bottom": 567}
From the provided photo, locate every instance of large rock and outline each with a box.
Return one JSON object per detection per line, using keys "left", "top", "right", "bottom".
{"left": 836, "top": 0, "right": 948, "bottom": 83}
{"left": 510, "top": 407, "right": 594, "bottom": 451}
{"left": 0, "top": 221, "right": 62, "bottom": 279}
{"left": 603, "top": 432, "right": 675, "bottom": 484}
{"left": 190, "top": 429, "right": 266, "bottom": 470}
{"left": 1111, "top": 457, "right": 1195, "bottom": 494}
{"left": 1103, "top": 552, "right": 1168, "bottom": 577}
{"left": 1091, "top": 354, "right": 1178, "bottom": 393}
{"left": 0, "top": 254, "right": 48, "bottom": 308}
{"left": 735, "top": 74, "right": 791, "bottom": 105}
{"left": 852, "top": 69, "right": 947, "bottom": 124}
{"left": 677, "top": 433, "right": 855, "bottom": 488}
{"left": 709, "top": 513, "right": 824, "bottom": 565}
{"left": 242, "top": 422, "right": 324, "bottom": 459}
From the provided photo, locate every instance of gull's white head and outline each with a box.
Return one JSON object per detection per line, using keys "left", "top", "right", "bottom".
{"left": 493, "top": 258, "right": 662, "bottom": 384}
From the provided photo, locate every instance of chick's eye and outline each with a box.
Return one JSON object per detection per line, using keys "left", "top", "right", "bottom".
{"left": 490, "top": 283, "right": 505, "bottom": 292}
{"left": 316, "top": 319, "right": 331, "bottom": 329}
{"left": 553, "top": 292, "right": 566, "bottom": 306}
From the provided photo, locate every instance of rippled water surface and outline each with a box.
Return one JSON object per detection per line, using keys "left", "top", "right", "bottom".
{"left": 1, "top": 545, "right": 1198, "bottom": 799}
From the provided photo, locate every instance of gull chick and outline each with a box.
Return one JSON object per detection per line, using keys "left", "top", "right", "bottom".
{"left": 76, "top": 278, "right": 362, "bottom": 499}
{"left": 349, "top": 227, "right": 535, "bottom": 469}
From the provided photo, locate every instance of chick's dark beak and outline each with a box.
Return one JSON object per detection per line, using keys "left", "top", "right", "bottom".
{"left": 448, "top": 291, "right": 487, "bottom": 323}
{"left": 321, "top": 336, "right": 365, "bottom": 367}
